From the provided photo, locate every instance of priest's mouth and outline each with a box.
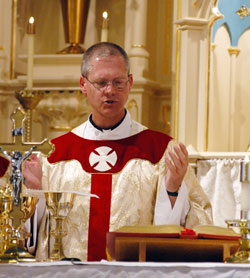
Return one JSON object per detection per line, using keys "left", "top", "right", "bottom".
{"left": 105, "top": 100, "right": 115, "bottom": 103}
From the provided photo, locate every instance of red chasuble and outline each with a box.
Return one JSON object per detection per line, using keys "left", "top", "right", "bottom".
{"left": 48, "top": 129, "right": 172, "bottom": 261}
{"left": 0, "top": 156, "right": 10, "bottom": 177}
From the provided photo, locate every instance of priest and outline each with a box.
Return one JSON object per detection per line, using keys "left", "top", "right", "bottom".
{"left": 0, "top": 42, "right": 212, "bottom": 261}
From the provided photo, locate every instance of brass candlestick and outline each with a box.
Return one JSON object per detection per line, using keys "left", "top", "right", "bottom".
{"left": 225, "top": 214, "right": 250, "bottom": 263}
{"left": 57, "top": 0, "right": 90, "bottom": 54}
{"left": 15, "top": 89, "right": 44, "bottom": 142}
{"left": 0, "top": 107, "right": 54, "bottom": 263}
{"left": 225, "top": 158, "right": 250, "bottom": 263}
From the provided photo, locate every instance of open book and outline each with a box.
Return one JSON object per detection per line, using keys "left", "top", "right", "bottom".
{"left": 106, "top": 225, "right": 241, "bottom": 262}
{"left": 111, "top": 224, "right": 241, "bottom": 240}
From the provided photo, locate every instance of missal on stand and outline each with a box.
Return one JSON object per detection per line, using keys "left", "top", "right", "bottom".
{"left": 110, "top": 224, "right": 240, "bottom": 239}
{"left": 106, "top": 225, "right": 241, "bottom": 262}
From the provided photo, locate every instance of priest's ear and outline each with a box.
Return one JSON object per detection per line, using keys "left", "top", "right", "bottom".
{"left": 79, "top": 76, "right": 87, "bottom": 95}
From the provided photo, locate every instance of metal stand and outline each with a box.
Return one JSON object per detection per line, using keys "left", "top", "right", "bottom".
{"left": 225, "top": 211, "right": 250, "bottom": 263}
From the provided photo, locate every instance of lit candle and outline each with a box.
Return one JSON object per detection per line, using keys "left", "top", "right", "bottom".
{"left": 240, "top": 156, "right": 250, "bottom": 211}
{"left": 26, "top": 16, "right": 35, "bottom": 90}
{"left": 101, "top": 11, "right": 108, "bottom": 42}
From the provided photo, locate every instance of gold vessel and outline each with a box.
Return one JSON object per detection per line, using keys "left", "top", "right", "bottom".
{"left": 45, "top": 191, "right": 75, "bottom": 261}
{"left": 0, "top": 184, "right": 38, "bottom": 263}
{"left": 0, "top": 185, "right": 13, "bottom": 257}
{"left": 225, "top": 215, "right": 250, "bottom": 263}
{"left": 58, "top": 0, "right": 90, "bottom": 54}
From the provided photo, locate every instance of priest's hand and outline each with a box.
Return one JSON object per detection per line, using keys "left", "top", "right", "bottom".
{"left": 165, "top": 142, "right": 188, "bottom": 196}
{"left": 23, "top": 154, "right": 42, "bottom": 190}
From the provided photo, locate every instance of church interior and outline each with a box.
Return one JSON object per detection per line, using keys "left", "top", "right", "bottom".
{"left": 0, "top": 0, "right": 250, "bottom": 275}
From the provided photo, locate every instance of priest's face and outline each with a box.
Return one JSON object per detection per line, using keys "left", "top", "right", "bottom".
{"left": 80, "top": 54, "right": 133, "bottom": 128}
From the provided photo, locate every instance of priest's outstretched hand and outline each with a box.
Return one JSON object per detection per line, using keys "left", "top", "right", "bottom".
{"left": 23, "top": 154, "right": 42, "bottom": 190}
{"left": 164, "top": 142, "right": 188, "bottom": 205}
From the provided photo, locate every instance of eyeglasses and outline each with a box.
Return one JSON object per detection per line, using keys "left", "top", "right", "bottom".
{"left": 83, "top": 75, "right": 130, "bottom": 91}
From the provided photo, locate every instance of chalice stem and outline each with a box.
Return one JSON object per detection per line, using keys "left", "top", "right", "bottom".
{"left": 50, "top": 217, "right": 66, "bottom": 260}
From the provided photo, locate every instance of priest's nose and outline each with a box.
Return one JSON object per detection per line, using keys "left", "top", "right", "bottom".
{"left": 102, "top": 83, "right": 115, "bottom": 95}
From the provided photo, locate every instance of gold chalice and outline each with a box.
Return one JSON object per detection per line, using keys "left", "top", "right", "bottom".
{"left": 45, "top": 191, "right": 75, "bottom": 261}
{"left": 0, "top": 184, "right": 38, "bottom": 263}
{"left": 0, "top": 185, "right": 13, "bottom": 257}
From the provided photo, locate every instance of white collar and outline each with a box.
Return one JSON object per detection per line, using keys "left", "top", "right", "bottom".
{"left": 72, "top": 111, "right": 133, "bottom": 140}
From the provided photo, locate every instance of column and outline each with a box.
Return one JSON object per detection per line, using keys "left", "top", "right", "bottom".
{"left": 173, "top": 17, "right": 209, "bottom": 150}
{"left": 0, "top": 0, "right": 12, "bottom": 81}
{"left": 228, "top": 48, "right": 240, "bottom": 151}
{"left": 125, "top": 0, "right": 149, "bottom": 79}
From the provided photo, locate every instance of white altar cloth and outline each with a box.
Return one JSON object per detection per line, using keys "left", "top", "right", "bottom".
{"left": 0, "top": 261, "right": 250, "bottom": 278}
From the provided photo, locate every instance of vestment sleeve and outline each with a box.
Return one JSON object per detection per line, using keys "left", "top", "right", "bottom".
{"left": 154, "top": 140, "right": 213, "bottom": 228}
{"left": 154, "top": 178, "right": 190, "bottom": 226}
{"left": 25, "top": 198, "right": 46, "bottom": 254}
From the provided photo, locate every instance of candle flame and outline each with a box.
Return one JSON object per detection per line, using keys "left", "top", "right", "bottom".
{"left": 102, "top": 11, "right": 108, "bottom": 19}
{"left": 244, "top": 155, "right": 250, "bottom": 163}
{"left": 29, "top": 17, "right": 34, "bottom": 24}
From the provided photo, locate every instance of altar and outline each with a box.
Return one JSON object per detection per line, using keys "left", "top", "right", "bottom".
{"left": 0, "top": 261, "right": 250, "bottom": 278}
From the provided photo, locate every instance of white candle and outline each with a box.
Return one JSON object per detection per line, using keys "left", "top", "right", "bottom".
{"left": 101, "top": 11, "right": 108, "bottom": 42}
{"left": 240, "top": 156, "right": 250, "bottom": 211}
{"left": 27, "top": 16, "right": 35, "bottom": 90}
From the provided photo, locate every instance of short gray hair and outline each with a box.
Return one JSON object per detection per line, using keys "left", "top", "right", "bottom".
{"left": 81, "top": 42, "right": 130, "bottom": 77}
